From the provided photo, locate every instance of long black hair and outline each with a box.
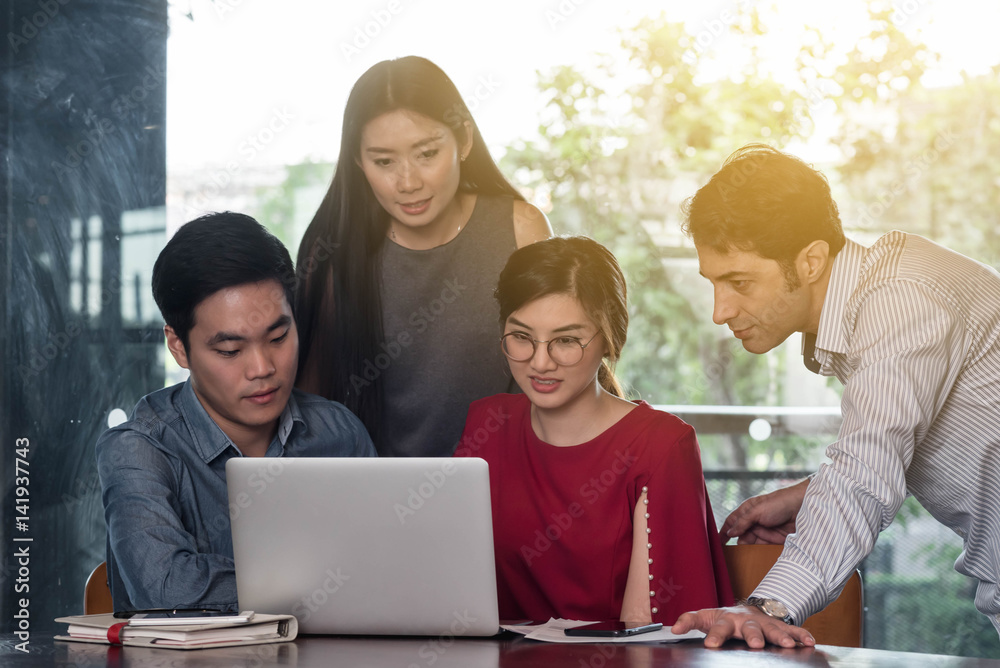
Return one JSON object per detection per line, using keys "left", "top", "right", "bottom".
{"left": 295, "top": 56, "right": 524, "bottom": 442}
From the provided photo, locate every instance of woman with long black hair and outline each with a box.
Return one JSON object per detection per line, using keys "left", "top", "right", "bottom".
{"left": 296, "top": 56, "right": 551, "bottom": 455}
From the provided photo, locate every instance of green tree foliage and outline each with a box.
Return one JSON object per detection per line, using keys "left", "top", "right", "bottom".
{"left": 815, "top": 3, "right": 1000, "bottom": 265}
{"left": 865, "top": 526, "right": 999, "bottom": 658}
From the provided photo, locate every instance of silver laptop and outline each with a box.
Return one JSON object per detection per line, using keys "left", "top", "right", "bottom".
{"left": 226, "top": 457, "right": 500, "bottom": 636}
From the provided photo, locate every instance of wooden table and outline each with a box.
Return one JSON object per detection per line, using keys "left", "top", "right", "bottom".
{"left": 3, "top": 633, "right": 1000, "bottom": 667}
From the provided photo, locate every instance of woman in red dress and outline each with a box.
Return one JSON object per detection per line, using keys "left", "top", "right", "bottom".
{"left": 456, "top": 236, "right": 732, "bottom": 624}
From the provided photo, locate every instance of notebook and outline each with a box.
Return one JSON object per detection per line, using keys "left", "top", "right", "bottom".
{"left": 226, "top": 457, "right": 500, "bottom": 636}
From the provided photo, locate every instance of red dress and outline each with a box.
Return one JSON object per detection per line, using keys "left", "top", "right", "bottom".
{"left": 455, "top": 394, "right": 733, "bottom": 624}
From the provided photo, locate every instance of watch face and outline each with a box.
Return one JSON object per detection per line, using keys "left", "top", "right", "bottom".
{"left": 748, "top": 597, "right": 793, "bottom": 624}
{"left": 762, "top": 600, "right": 790, "bottom": 618}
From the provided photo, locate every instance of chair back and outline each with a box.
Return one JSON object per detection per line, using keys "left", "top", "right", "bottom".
{"left": 84, "top": 561, "right": 113, "bottom": 614}
{"left": 723, "top": 544, "right": 863, "bottom": 647}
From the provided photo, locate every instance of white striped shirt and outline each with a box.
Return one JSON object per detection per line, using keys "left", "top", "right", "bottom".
{"left": 754, "top": 231, "right": 1000, "bottom": 634}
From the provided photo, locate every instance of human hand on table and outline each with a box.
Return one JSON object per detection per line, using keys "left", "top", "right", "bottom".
{"left": 671, "top": 605, "right": 815, "bottom": 649}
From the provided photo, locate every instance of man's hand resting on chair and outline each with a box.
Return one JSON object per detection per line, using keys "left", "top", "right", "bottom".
{"left": 721, "top": 478, "right": 810, "bottom": 545}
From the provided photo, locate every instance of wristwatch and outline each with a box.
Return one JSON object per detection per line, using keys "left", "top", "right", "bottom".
{"left": 745, "top": 597, "right": 795, "bottom": 625}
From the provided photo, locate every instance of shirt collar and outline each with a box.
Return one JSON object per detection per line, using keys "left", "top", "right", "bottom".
{"left": 178, "top": 379, "right": 301, "bottom": 463}
{"left": 814, "top": 238, "right": 866, "bottom": 363}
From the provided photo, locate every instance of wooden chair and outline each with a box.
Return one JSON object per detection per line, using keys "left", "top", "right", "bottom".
{"left": 723, "top": 544, "right": 863, "bottom": 647}
{"left": 84, "top": 561, "right": 113, "bottom": 614}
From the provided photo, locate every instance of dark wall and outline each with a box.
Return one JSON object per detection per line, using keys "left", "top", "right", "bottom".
{"left": 1, "top": 0, "right": 167, "bottom": 634}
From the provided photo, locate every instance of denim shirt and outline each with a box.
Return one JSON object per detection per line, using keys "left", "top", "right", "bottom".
{"left": 96, "top": 380, "right": 376, "bottom": 611}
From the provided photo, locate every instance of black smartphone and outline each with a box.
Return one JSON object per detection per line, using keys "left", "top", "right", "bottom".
{"left": 564, "top": 621, "right": 663, "bottom": 637}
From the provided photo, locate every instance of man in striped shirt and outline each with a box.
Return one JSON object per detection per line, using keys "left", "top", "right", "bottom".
{"left": 672, "top": 144, "right": 1000, "bottom": 648}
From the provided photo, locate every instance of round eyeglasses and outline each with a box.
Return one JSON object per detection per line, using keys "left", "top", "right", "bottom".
{"left": 500, "top": 331, "right": 600, "bottom": 366}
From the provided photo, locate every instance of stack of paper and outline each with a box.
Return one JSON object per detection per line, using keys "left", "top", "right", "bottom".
{"left": 54, "top": 613, "right": 298, "bottom": 650}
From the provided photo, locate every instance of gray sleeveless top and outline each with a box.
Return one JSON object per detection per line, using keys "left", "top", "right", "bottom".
{"left": 376, "top": 195, "right": 517, "bottom": 457}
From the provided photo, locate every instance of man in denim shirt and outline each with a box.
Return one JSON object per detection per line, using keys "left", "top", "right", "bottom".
{"left": 97, "top": 212, "right": 375, "bottom": 612}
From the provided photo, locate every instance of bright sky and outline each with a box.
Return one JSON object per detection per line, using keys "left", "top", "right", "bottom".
{"left": 166, "top": 0, "right": 1000, "bottom": 170}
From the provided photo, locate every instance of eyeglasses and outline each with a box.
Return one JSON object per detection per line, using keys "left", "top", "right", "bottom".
{"left": 500, "top": 331, "right": 600, "bottom": 366}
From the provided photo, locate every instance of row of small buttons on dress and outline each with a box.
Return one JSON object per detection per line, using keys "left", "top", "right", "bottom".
{"left": 641, "top": 485, "right": 660, "bottom": 615}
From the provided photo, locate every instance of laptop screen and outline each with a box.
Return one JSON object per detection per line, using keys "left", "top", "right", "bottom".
{"left": 227, "top": 457, "right": 499, "bottom": 636}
